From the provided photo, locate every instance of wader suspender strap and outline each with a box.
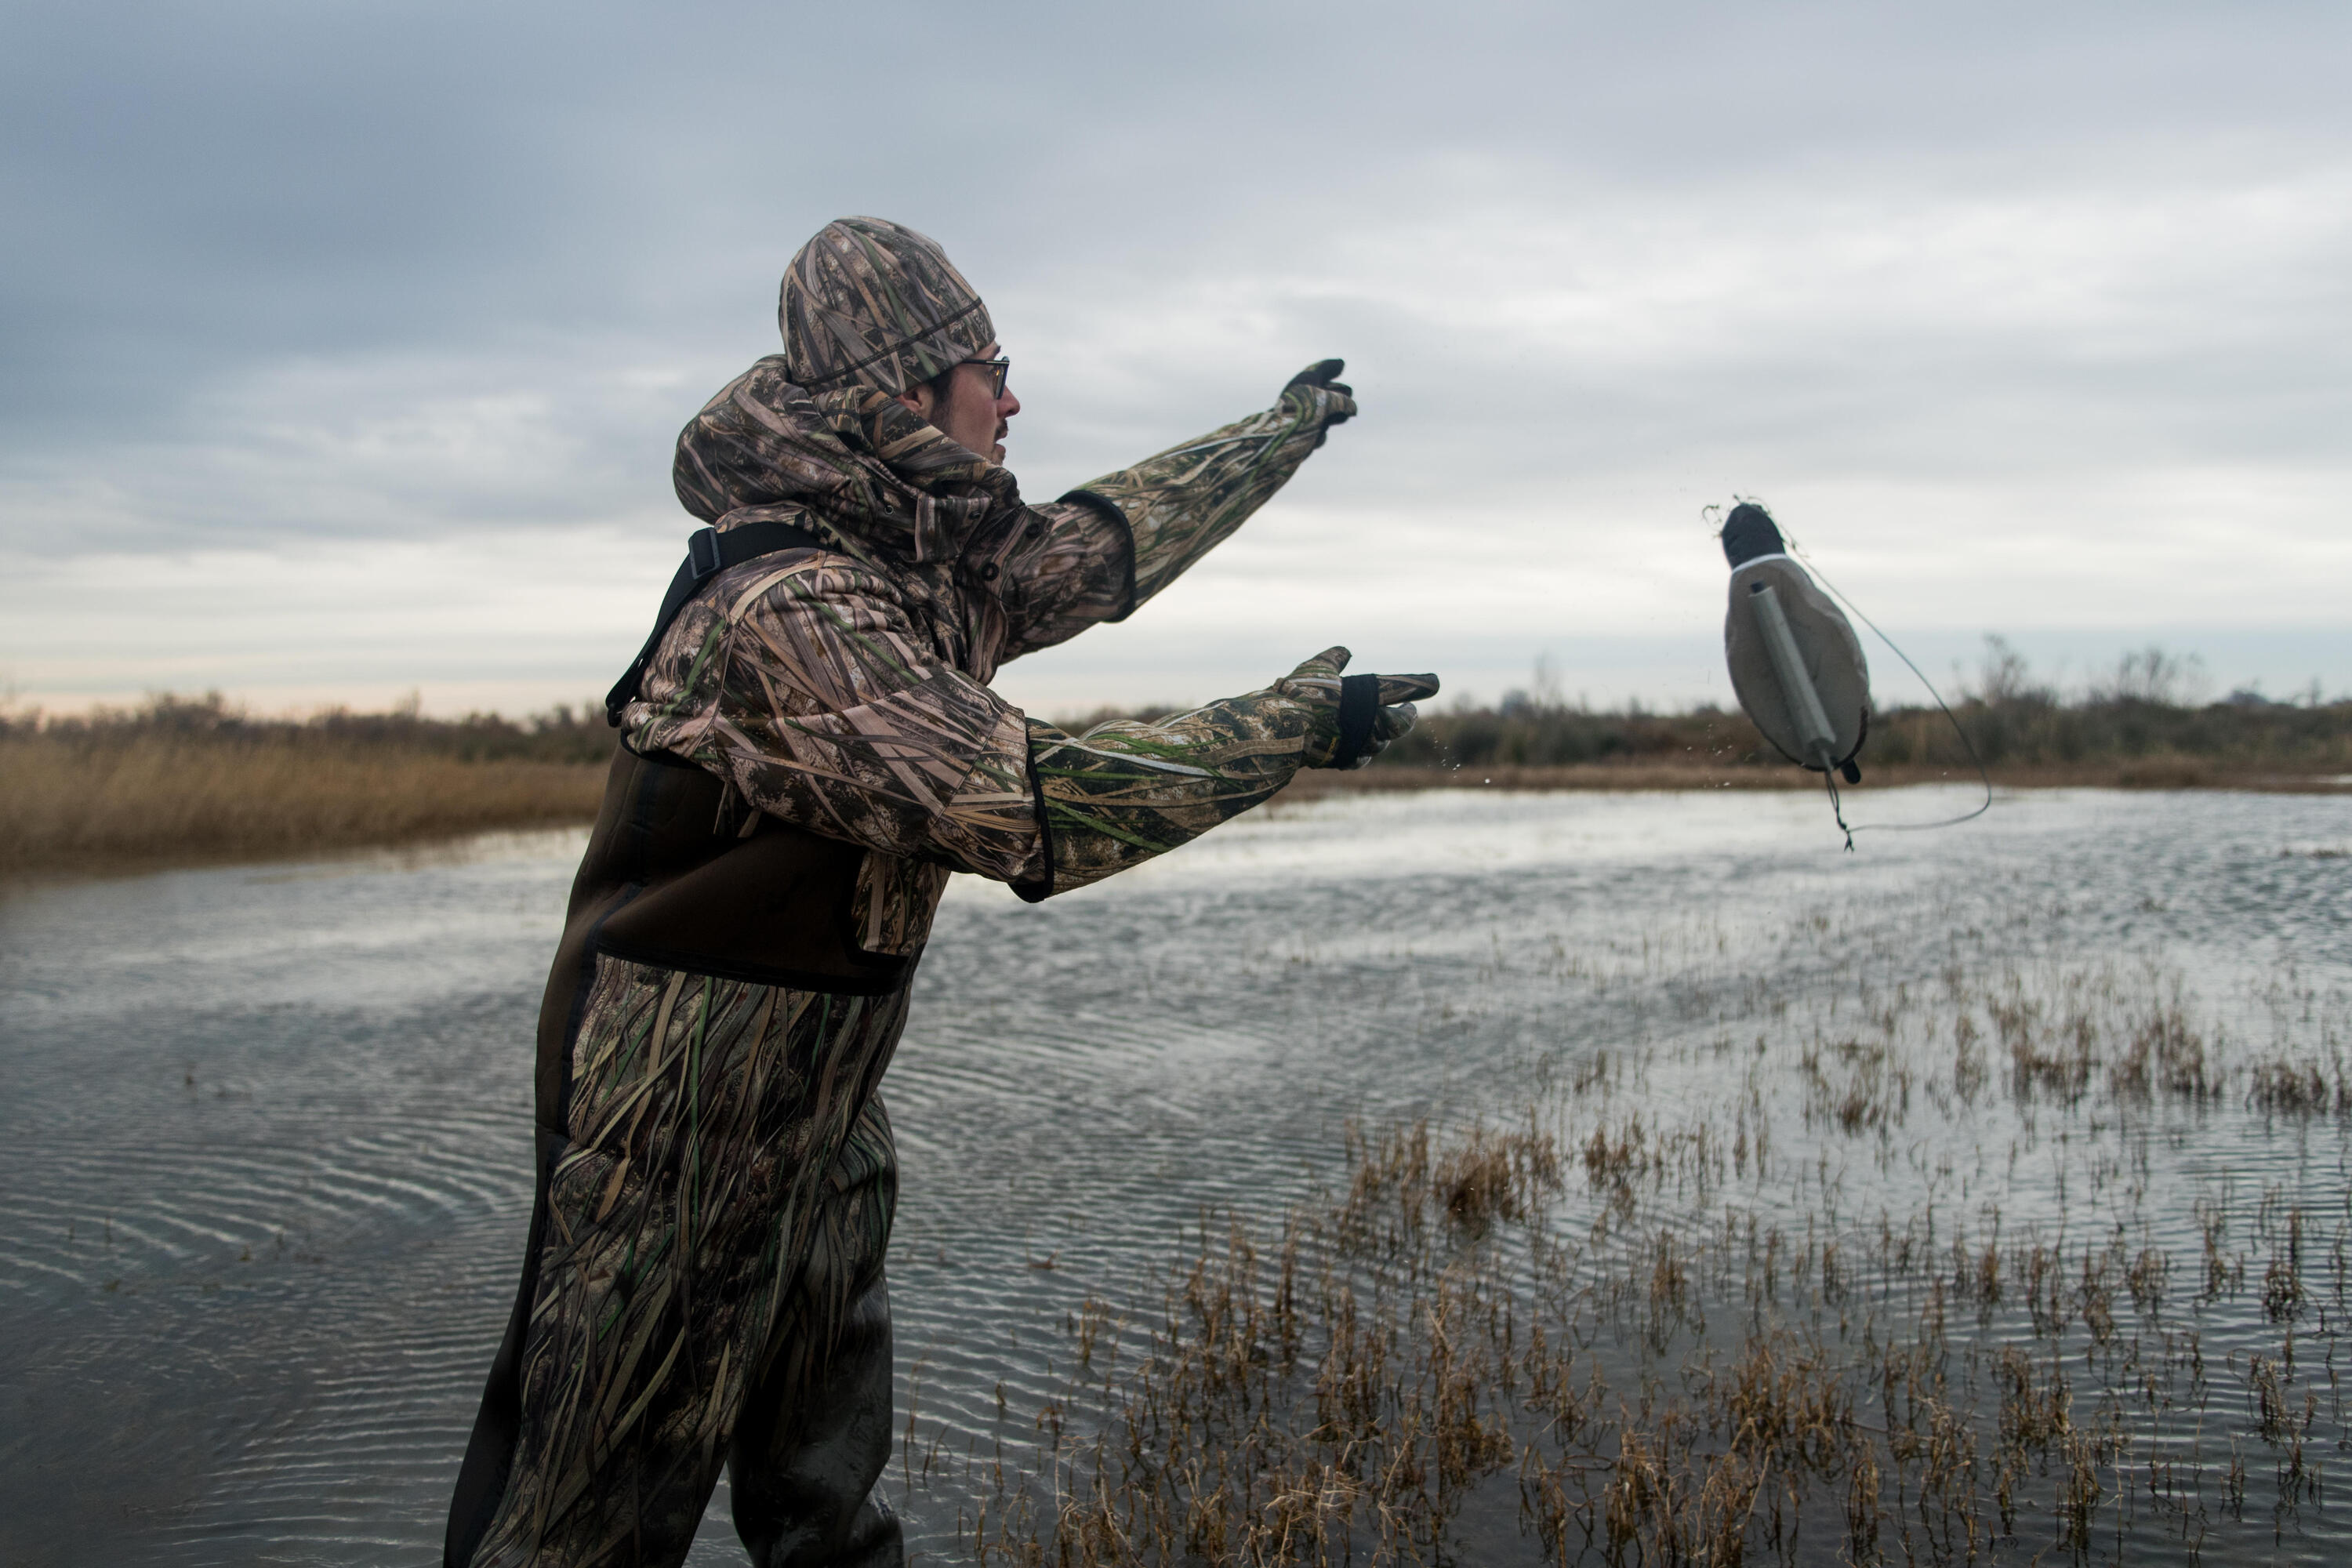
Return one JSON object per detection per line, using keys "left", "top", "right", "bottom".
{"left": 604, "top": 518, "right": 826, "bottom": 725}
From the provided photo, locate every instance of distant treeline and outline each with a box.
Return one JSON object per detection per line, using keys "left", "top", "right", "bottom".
{"left": 1379, "top": 641, "right": 2352, "bottom": 776}
{"left": 1381, "top": 696, "right": 2352, "bottom": 775}
{"left": 9, "top": 641, "right": 2347, "bottom": 779}
{"left": 5, "top": 641, "right": 2348, "bottom": 877}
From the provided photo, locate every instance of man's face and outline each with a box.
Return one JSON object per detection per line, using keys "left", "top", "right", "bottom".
{"left": 906, "top": 343, "right": 1019, "bottom": 464}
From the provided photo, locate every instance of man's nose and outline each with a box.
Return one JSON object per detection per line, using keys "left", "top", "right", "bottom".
{"left": 999, "top": 390, "right": 1021, "bottom": 419}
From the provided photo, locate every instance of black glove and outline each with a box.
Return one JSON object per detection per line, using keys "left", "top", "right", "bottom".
{"left": 1279, "top": 359, "right": 1357, "bottom": 439}
{"left": 1274, "top": 646, "right": 1440, "bottom": 770}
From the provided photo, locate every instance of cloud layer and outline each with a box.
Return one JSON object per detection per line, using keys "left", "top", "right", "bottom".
{"left": 5, "top": 2, "right": 2348, "bottom": 714}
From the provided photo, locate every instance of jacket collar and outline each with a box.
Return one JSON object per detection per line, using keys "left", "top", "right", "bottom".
{"left": 676, "top": 355, "right": 1022, "bottom": 569}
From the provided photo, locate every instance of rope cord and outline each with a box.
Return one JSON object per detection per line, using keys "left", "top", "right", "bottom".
{"left": 1783, "top": 537, "right": 1993, "bottom": 839}
{"left": 1824, "top": 768, "right": 1856, "bottom": 851}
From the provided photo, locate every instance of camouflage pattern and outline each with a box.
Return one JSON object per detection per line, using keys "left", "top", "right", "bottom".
{"left": 780, "top": 218, "right": 994, "bottom": 397}
{"left": 671, "top": 358, "right": 1029, "bottom": 573}
{"left": 1027, "top": 649, "right": 1434, "bottom": 895}
{"left": 1079, "top": 372, "right": 1358, "bottom": 610}
{"left": 630, "top": 350, "right": 1372, "bottom": 921}
{"left": 465, "top": 218, "right": 1392, "bottom": 1562}
{"left": 468, "top": 957, "right": 906, "bottom": 1566}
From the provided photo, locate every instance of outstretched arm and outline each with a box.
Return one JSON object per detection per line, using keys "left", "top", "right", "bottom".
{"left": 626, "top": 557, "right": 1428, "bottom": 898}
{"left": 1018, "top": 647, "right": 1432, "bottom": 899}
{"left": 996, "top": 362, "right": 1357, "bottom": 659}
{"left": 1077, "top": 359, "right": 1356, "bottom": 614}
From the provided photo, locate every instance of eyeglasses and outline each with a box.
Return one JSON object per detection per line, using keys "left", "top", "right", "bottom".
{"left": 960, "top": 355, "right": 1011, "bottom": 399}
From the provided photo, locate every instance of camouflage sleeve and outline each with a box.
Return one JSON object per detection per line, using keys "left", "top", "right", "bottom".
{"left": 1064, "top": 378, "right": 1355, "bottom": 615}
{"left": 622, "top": 556, "right": 1345, "bottom": 898}
{"left": 1018, "top": 677, "right": 1332, "bottom": 900}
{"left": 992, "top": 495, "right": 1134, "bottom": 660}
{"left": 624, "top": 554, "right": 1048, "bottom": 884}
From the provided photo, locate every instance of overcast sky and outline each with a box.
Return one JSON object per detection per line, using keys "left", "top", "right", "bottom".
{"left": 5, "top": 1, "right": 2348, "bottom": 719}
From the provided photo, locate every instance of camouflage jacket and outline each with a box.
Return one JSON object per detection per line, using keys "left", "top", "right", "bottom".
{"left": 622, "top": 358, "right": 1356, "bottom": 959}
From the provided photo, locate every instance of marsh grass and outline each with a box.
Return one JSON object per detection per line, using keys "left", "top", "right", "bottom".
{"left": 0, "top": 731, "right": 604, "bottom": 878}
{"left": 935, "top": 953, "right": 2352, "bottom": 1565}
{"left": 0, "top": 694, "right": 610, "bottom": 877}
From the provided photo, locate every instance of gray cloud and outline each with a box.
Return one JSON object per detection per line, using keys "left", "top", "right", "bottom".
{"left": 4, "top": 1, "right": 2349, "bottom": 709}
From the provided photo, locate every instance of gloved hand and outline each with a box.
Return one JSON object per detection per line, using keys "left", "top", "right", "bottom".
{"left": 1279, "top": 359, "right": 1357, "bottom": 442}
{"left": 1275, "top": 646, "right": 1439, "bottom": 770}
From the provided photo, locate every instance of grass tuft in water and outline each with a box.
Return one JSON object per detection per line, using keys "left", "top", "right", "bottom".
{"left": 943, "top": 953, "right": 2352, "bottom": 1566}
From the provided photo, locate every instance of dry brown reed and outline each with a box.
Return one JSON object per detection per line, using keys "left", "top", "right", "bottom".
{"left": 0, "top": 729, "right": 603, "bottom": 879}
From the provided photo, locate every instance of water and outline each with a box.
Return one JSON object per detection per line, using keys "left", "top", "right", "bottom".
{"left": 1, "top": 786, "right": 2347, "bottom": 1565}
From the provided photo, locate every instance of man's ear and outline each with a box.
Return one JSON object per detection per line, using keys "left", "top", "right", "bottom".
{"left": 894, "top": 385, "right": 935, "bottom": 421}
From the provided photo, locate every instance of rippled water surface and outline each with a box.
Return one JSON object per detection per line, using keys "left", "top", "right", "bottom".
{"left": 3, "top": 787, "right": 2348, "bottom": 1565}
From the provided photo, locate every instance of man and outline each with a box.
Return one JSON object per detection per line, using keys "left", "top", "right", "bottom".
{"left": 445, "top": 216, "right": 1435, "bottom": 1567}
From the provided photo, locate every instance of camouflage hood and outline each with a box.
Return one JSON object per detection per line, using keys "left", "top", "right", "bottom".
{"left": 672, "top": 355, "right": 1022, "bottom": 566}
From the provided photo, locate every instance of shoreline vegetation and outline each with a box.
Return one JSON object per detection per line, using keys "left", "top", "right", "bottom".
{"left": 5, "top": 643, "right": 2349, "bottom": 880}
{"left": 0, "top": 695, "right": 614, "bottom": 883}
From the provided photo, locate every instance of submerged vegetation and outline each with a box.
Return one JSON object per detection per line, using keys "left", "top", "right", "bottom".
{"left": 929, "top": 942, "right": 2352, "bottom": 1565}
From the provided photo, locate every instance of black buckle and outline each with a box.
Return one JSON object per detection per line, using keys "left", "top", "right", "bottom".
{"left": 687, "top": 527, "right": 724, "bottom": 582}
